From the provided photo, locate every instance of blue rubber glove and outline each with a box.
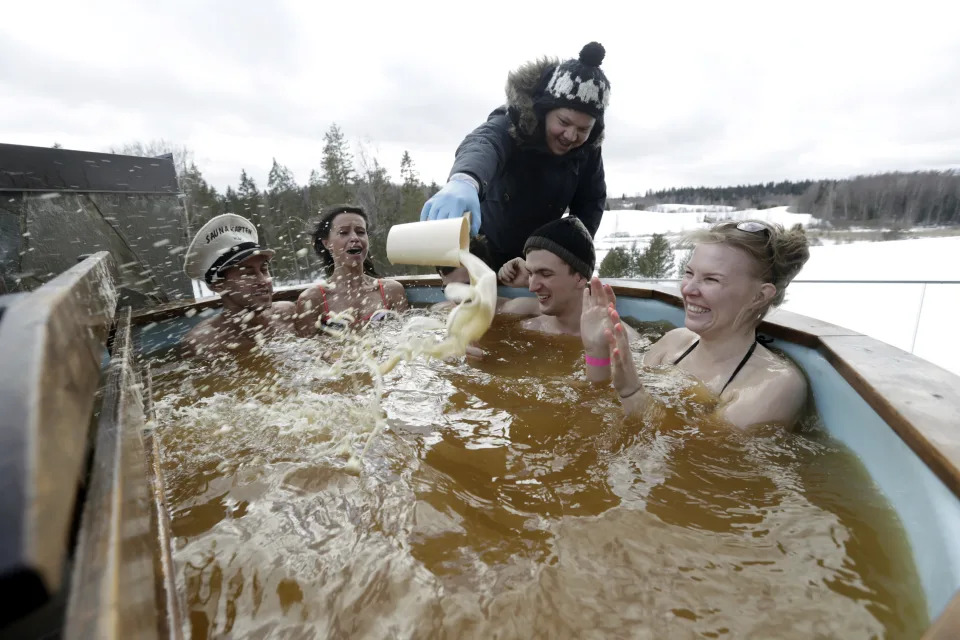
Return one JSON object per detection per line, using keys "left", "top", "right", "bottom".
{"left": 420, "top": 176, "right": 482, "bottom": 236}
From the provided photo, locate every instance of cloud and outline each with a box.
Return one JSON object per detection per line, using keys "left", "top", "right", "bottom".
{"left": 2, "top": 0, "right": 959, "bottom": 199}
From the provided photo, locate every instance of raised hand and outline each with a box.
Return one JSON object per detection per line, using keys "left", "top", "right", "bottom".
{"left": 498, "top": 257, "right": 529, "bottom": 287}
{"left": 580, "top": 277, "right": 615, "bottom": 356}
{"left": 605, "top": 306, "right": 643, "bottom": 399}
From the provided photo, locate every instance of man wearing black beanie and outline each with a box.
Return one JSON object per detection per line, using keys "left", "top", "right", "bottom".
{"left": 492, "top": 217, "right": 637, "bottom": 342}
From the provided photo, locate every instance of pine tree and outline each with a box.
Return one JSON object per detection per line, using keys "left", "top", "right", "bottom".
{"left": 320, "top": 123, "right": 355, "bottom": 204}
{"left": 267, "top": 158, "right": 296, "bottom": 194}
{"left": 224, "top": 186, "right": 240, "bottom": 214}
{"left": 628, "top": 241, "right": 643, "bottom": 277}
{"left": 599, "top": 246, "right": 632, "bottom": 277}
{"left": 400, "top": 151, "right": 419, "bottom": 189}
{"left": 676, "top": 246, "right": 695, "bottom": 275}
{"left": 355, "top": 148, "right": 399, "bottom": 274}
{"left": 266, "top": 159, "right": 310, "bottom": 282}
{"left": 237, "top": 169, "right": 267, "bottom": 246}
{"left": 399, "top": 150, "right": 426, "bottom": 225}
{"left": 180, "top": 162, "right": 222, "bottom": 234}
{"left": 636, "top": 234, "right": 675, "bottom": 278}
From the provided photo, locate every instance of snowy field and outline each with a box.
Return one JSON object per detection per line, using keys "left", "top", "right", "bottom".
{"left": 595, "top": 205, "right": 960, "bottom": 377}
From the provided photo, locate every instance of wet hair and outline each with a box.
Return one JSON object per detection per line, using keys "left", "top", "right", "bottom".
{"left": 686, "top": 219, "right": 810, "bottom": 318}
{"left": 312, "top": 204, "right": 378, "bottom": 278}
{"left": 436, "top": 235, "right": 494, "bottom": 277}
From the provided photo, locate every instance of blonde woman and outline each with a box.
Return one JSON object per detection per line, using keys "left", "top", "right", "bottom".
{"left": 582, "top": 220, "right": 811, "bottom": 430}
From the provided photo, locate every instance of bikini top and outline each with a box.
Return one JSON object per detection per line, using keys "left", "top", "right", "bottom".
{"left": 672, "top": 336, "right": 762, "bottom": 395}
{"left": 318, "top": 279, "right": 391, "bottom": 327}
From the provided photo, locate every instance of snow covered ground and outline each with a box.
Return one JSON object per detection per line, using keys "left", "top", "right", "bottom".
{"left": 595, "top": 205, "right": 960, "bottom": 377}
{"left": 594, "top": 205, "right": 814, "bottom": 266}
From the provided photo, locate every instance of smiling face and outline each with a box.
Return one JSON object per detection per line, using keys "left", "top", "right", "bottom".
{"left": 544, "top": 108, "right": 595, "bottom": 155}
{"left": 322, "top": 213, "right": 368, "bottom": 268}
{"left": 680, "top": 243, "right": 776, "bottom": 337}
{"left": 213, "top": 253, "right": 274, "bottom": 310}
{"left": 525, "top": 249, "right": 586, "bottom": 315}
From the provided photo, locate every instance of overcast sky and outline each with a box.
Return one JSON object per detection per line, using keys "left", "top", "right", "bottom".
{"left": 2, "top": 0, "right": 958, "bottom": 197}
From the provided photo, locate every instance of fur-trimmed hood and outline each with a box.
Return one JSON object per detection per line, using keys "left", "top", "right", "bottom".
{"left": 504, "top": 57, "right": 605, "bottom": 151}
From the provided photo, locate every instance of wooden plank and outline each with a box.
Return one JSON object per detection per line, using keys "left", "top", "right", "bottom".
{"left": 820, "top": 335, "right": 960, "bottom": 499}
{"left": 64, "top": 308, "right": 164, "bottom": 639}
{"left": 142, "top": 363, "right": 184, "bottom": 640}
{"left": 924, "top": 589, "right": 960, "bottom": 639}
{"left": 0, "top": 251, "right": 116, "bottom": 621}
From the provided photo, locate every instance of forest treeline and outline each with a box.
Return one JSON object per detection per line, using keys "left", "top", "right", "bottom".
{"left": 625, "top": 171, "right": 960, "bottom": 226}
{"left": 114, "top": 130, "right": 959, "bottom": 283}
{"left": 113, "top": 125, "right": 439, "bottom": 282}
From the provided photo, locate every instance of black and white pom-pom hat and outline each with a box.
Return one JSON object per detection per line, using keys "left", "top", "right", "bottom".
{"left": 536, "top": 42, "right": 611, "bottom": 119}
{"left": 183, "top": 213, "right": 275, "bottom": 284}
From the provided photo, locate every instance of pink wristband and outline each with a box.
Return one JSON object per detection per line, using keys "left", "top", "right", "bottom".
{"left": 585, "top": 354, "right": 611, "bottom": 367}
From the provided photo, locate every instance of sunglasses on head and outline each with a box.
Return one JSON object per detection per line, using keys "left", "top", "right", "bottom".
{"left": 735, "top": 221, "right": 770, "bottom": 235}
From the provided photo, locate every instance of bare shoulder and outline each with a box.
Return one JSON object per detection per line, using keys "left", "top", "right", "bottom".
{"left": 380, "top": 278, "right": 409, "bottom": 311}
{"left": 721, "top": 349, "right": 808, "bottom": 429}
{"left": 182, "top": 317, "right": 219, "bottom": 355}
{"left": 295, "top": 285, "right": 326, "bottom": 336}
{"left": 499, "top": 296, "right": 538, "bottom": 316}
{"left": 297, "top": 284, "right": 325, "bottom": 302}
{"left": 272, "top": 300, "right": 296, "bottom": 313}
{"left": 297, "top": 284, "right": 326, "bottom": 306}
{"left": 380, "top": 278, "right": 405, "bottom": 295}
{"left": 758, "top": 347, "right": 807, "bottom": 397}
{"left": 645, "top": 327, "right": 695, "bottom": 366}
{"left": 268, "top": 301, "right": 297, "bottom": 327}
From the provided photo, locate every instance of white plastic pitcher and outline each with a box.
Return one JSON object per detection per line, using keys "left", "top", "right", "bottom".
{"left": 386, "top": 213, "right": 470, "bottom": 267}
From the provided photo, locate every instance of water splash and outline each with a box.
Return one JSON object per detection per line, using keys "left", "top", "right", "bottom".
{"left": 378, "top": 250, "right": 497, "bottom": 375}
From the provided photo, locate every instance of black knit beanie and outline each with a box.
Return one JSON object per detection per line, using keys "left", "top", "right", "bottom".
{"left": 535, "top": 42, "right": 611, "bottom": 119}
{"left": 524, "top": 217, "right": 595, "bottom": 279}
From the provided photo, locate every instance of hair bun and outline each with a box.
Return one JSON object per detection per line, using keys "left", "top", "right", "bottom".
{"left": 579, "top": 42, "right": 605, "bottom": 67}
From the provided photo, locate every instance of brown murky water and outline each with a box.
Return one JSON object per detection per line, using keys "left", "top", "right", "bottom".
{"left": 150, "top": 313, "right": 928, "bottom": 639}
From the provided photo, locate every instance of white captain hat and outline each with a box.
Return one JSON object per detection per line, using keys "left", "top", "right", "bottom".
{"left": 183, "top": 214, "right": 275, "bottom": 283}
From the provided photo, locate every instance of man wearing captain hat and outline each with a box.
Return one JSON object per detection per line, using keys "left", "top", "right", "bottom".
{"left": 181, "top": 213, "right": 296, "bottom": 355}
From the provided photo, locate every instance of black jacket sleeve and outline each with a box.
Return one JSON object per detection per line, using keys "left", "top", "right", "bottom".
{"left": 448, "top": 108, "right": 514, "bottom": 200}
{"left": 569, "top": 147, "right": 606, "bottom": 237}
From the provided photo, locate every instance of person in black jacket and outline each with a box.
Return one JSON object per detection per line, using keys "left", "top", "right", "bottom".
{"left": 420, "top": 41, "right": 611, "bottom": 272}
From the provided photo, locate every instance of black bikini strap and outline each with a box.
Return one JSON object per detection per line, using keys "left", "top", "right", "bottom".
{"left": 673, "top": 340, "right": 699, "bottom": 365}
{"left": 720, "top": 339, "right": 759, "bottom": 395}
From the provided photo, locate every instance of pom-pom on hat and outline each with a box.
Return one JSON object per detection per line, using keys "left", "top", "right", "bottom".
{"left": 184, "top": 213, "right": 274, "bottom": 284}
{"left": 537, "top": 42, "right": 611, "bottom": 119}
{"left": 523, "top": 216, "right": 596, "bottom": 279}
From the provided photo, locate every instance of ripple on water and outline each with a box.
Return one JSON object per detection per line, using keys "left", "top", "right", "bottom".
{"left": 151, "top": 312, "right": 928, "bottom": 639}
